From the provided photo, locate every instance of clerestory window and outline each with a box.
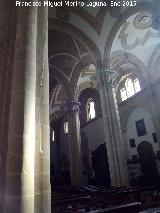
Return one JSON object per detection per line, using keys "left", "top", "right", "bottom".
{"left": 120, "top": 78, "right": 141, "bottom": 101}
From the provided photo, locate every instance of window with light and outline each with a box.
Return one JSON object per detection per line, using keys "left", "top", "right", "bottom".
{"left": 120, "top": 77, "right": 141, "bottom": 101}
{"left": 87, "top": 98, "right": 95, "bottom": 121}
{"left": 64, "top": 121, "right": 68, "bottom": 134}
{"left": 51, "top": 129, "right": 55, "bottom": 142}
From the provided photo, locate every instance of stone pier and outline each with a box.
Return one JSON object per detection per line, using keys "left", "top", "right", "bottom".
{"left": 96, "top": 67, "right": 129, "bottom": 186}
{"left": 3, "top": 3, "right": 51, "bottom": 213}
{"left": 68, "top": 100, "right": 83, "bottom": 186}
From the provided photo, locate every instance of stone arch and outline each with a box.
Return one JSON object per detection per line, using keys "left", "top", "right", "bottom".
{"left": 48, "top": 19, "right": 103, "bottom": 99}
{"left": 49, "top": 64, "right": 72, "bottom": 99}
{"left": 120, "top": 105, "right": 138, "bottom": 133}
{"left": 111, "top": 51, "right": 147, "bottom": 81}
{"left": 69, "top": 7, "right": 109, "bottom": 35}
{"left": 121, "top": 105, "right": 156, "bottom": 133}
{"left": 70, "top": 54, "right": 95, "bottom": 92}
{"left": 75, "top": 81, "right": 96, "bottom": 101}
{"left": 148, "top": 43, "right": 160, "bottom": 81}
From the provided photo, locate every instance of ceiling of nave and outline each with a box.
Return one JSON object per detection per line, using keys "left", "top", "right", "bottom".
{"left": 111, "top": 11, "right": 160, "bottom": 67}
{"left": 49, "top": 0, "right": 160, "bottom": 112}
{"left": 49, "top": 0, "right": 159, "bottom": 56}
{"left": 49, "top": 29, "right": 93, "bottom": 81}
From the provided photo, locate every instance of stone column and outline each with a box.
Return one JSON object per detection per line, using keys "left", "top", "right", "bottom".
{"left": 68, "top": 101, "right": 83, "bottom": 185}
{"left": 3, "top": 3, "right": 50, "bottom": 213}
{"left": 96, "top": 68, "right": 129, "bottom": 186}
{"left": 0, "top": 1, "right": 15, "bottom": 211}
{"left": 34, "top": 4, "right": 51, "bottom": 213}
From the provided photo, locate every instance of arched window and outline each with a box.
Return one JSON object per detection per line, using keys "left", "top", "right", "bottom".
{"left": 125, "top": 78, "right": 135, "bottom": 98}
{"left": 50, "top": 129, "right": 55, "bottom": 142}
{"left": 64, "top": 121, "right": 68, "bottom": 134}
{"left": 86, "top": 98, "right": 95, "bottom": 121}
{"left": 120, "top": 77, "right": 141, "bottom": 101}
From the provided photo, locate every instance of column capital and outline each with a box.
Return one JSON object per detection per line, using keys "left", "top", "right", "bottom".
{"left": 69, "top": 100, "right": 81, "bottom": 112}
{"left": 103, "top": 69, "right": 117, "bottom": 88}
{"left": 61, "top": 100, "right": 81, "bottom": 113}
{"left": 96, "top": 68, "right": 118, "bottom": 89}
